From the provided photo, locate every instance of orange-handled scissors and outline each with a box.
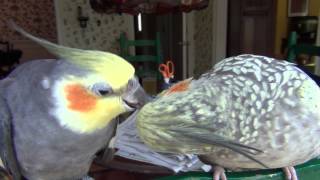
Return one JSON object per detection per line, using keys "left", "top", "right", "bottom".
{"left": 159, "top": 60, "right": 175, "bottom": 79}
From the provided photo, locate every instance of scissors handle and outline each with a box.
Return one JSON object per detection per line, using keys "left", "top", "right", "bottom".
{"left": 158, "top": 60, "right": 175, "bottom": 78}
{"left": 158, "top": 64, "right": 169, "bottom": 78}
{"left": 166, "top": 61, "right": 174, "bottom": 76}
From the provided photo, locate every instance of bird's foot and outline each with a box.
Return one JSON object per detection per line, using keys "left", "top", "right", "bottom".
{"left": 282, "top": 166, "right": 298, "bottom": 180}
{"left": 213, "top": 166, "right": 227, "bottom": 180}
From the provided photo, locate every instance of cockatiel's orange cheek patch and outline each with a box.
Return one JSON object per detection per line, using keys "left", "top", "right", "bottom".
{"left": 65, "top": 84, "right": 98, "bottom": 112}
{"left": 165, "top": 79, "right": 192, "bottom": 95}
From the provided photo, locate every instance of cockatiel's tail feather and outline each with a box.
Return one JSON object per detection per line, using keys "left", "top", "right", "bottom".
{"left": 138, "top": 117, "right": 267, "bottom": 168}
{"left": 169, "top": 127, "right": 268, "bottom": 168}
{"left": 8, "top": 21, "right": 134, "bottom": 90}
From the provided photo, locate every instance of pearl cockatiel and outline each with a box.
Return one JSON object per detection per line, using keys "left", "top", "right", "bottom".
{"left": 137, "top": 54, "right": 320, "bottom": 180}
{"left": 0, "top": 22, "right": 150, "bottom": 180}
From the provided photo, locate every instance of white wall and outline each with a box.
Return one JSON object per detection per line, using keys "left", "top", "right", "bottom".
{"left": 212, "top": 0, "right": 228, "bottom": 64}
{"left": 186, "top": 0, "right": 228, "bottom": 77}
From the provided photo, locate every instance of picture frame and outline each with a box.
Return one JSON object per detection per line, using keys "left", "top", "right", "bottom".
{"left": 288, "top": 0, "right": 309, "bottom": 17}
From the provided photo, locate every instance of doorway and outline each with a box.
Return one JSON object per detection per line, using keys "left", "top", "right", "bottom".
{"left": 134, "top": 13, "right": 184, "bottom": 81}
{"left": 227, "top": 0, "right": 276, "bottom": 57}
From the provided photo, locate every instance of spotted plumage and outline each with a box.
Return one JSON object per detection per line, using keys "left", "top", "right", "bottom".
{"left": 137, "top": 54, "right": 320, "bottom": 176}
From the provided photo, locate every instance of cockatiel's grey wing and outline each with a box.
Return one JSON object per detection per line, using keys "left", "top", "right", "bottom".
{"left": 162, "top": 120, "right": 268, "bottom": 168}
{"left": 0, "top": 79, "right": 23, "bottom": 180}
{"left": 96, "top": 118, "right": 118, "bottom": 164}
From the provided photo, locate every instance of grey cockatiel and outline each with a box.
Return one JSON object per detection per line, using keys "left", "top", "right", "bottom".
{"left": 0, "top": 22, "right": 150, "bottom": 180}
{"left": 137, "top": 54, "right": 320, "bottom": 180}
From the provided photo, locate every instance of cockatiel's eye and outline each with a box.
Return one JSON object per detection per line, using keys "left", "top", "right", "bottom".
{"left": 90, "top": 82, "right": 113, "bottom": 96}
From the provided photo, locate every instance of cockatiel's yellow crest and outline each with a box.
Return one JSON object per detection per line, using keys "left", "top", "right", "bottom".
{"left": 9, "top": 21, "right": 134, "bottom": 91}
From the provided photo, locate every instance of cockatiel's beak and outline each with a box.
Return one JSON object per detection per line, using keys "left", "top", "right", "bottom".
{"left": 122, "top": 77, "right": 152, "bottom": 111}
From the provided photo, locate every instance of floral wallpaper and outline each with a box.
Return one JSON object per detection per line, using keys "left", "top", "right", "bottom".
{"left": 193, "top": 0, "right": 213, "bottom": 77}
{"left": 0, "top": 0, "right": 57, "bottom": 41}
{"left": 55, "top": 0, "right": 134, "bottom": 54}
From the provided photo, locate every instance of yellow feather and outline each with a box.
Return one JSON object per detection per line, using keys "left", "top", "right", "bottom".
{"left": 9, "top": 21, "right": 135, "bottom": 90}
